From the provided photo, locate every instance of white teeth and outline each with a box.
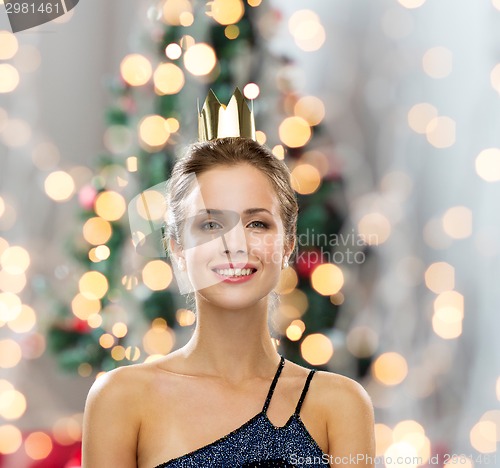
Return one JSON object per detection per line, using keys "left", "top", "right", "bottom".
{"left": 214, "top": 268, "right": 255, "bottom": 277}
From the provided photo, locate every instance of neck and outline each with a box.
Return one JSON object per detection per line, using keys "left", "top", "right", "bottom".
{"left": 179, "top": 296, "right": 280, "bottom": 382}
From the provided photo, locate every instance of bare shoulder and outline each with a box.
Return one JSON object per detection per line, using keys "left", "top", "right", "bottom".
{"left": 311, "top": 371, "right": 375, "bottom": 466}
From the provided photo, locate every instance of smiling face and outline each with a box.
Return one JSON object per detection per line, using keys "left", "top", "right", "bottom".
{"left": 173, "top": 163, "right": 290, "bottom": 310}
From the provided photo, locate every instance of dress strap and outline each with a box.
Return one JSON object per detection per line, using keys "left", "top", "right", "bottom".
{"left": 262, "top": 355, "right": 285, "bottom": 414}
{"left": 294, "top": 369, "right": 316, "bottom": 415}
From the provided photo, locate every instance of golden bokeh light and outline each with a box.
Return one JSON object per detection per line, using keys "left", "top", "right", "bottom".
{"left": 78, "top": 271, "right": 109, "bottom": 300}
{"left": 358, "top": 212, "right": 391, "bottom": 245}
{"left": 183, "top": 43, "right": 217, "bottom": 76}
{"left": 44, "top": 171, "right": 75, "bottom": 202}
{"left": 434, "top": 290, "right": 464, "bottom": 315}
{"left": 0, "top": 64, "right": 20, "bottom": 93}
{"left": 165, "top": 117, "right": 180, "bottom": 133}
{"left": 71, "top": 293, "right": 101, "bottom": 320}
{"left": 279, "top": 116, "right": 311, "bottom": 148}
{"left": 52, "top": 416, "right": 82, "bottom": 445}
{"left": 0, "top": 292, "right": 22, "bottom": 322}
{"left": 393, "top": 420, "right": 425, "bottom": 441}
{"left": 0, "top": 270, "right": 27, "bottom": 294}
{"left": 294, "top": 96, "right": 325, "bottom": 126}
{"left": 256, "top": 131, "right": 267, "bottom": 145}
{"left": 432, "top": 309, "right": 462, "bottom": 339}
{"left": 165, "top": 43, "right": 182, "bottom": 60}
{"left": 274, "top": 267, "right": 298, "bottom": 294}
{"left": 95, "top": 245, "right": 110, "bottom": 260}
{"left": 346, "top": 326, "right": 378, "bottom": 358}
{"left": 384, "top": 442, "right": 419, "bottom": 468}
{"left": 111, "top": 345, "right": 126, "bottom": 361}
{"left": 7, "top": 304, "right": 36, "bottom": 333}
{"left": 407, "top": 102, "right": 438, "bottom": 134}
{"left": 0, "top": 339, "right": 22, "bottom": 368}
{"left": 422, "top": 46, "right": 453, "bottom": 79}
{"left": 142, "top": 260, "right": 173, "bottom": 291}
{"left": 143, "top": 326, "right": 175, "bottom": 355}
{"left": 470, "top": 421, "right": 497, "bottom": 453}
{"left": 247, "top": 0, "right": 261, "bottom": 5}
{"left": 125, "top": 346, "right": 141, "bottom": 361}
{"left": 87, "top": 313, "right": 102, "bottom": 328}
{"left": 77, "top": 363, "right": 92, "bottom": 378}
{"left": 475, "top": 148, "right": 500, "bottom": 182}
{"left": 0, "top": 424, "right": 22, "bottom": 454}
{"left": 162, "top": 0, "right": 193, "bottom": 25}
{"left": 225, "top": 24, "right": 240, "bottom": 39}
{"left": 154, "top": 63, "right": 185, "bottom": 95}
{"left": 374, "top": 423, "right": 393, "bottom": 457}
{"left": 126, "top": 156, "right": 138, "bottom": 172}
{"left": 286, "top": 320, "right": 305, "bottom": 341}
{"left": 139, "top": 115, "right": 170, "bottom": 148}
{"left": 0, "top": 389, "right": 26, "bottom": 420}
{"left": 272, "top": 145, "right": 285, "bottom": 159}
{"left": 243, "top": 82, "right": 260, "bottom": 100}
{"left": 0, "top": 245, "right": 30, "bottom": 275}
{"left": 426, "top": 116, "right": 456, "bottom": 148}
{"left": 288, "top": 10, "right": 326, "bottom": 52}
{"left": 176, "top": 308, "right": 196, "bottom": 326}
{"left": 25, "top": 431, "right": 53, "bottom": 460}
{"left": 99, "top": 333, "right": 115, "bottom": 349}
{"left": 136, "top": 189, "right": 166, "bottom": 221}
{"left": 94, "top": 190, "right": 126, "bottom": 221}
{"left": 112, "top": 322, "right": 128, "bottom": 338}
{"left": 442, "top": 206, "right": 472, "bottom": 239}
{"left": 424, "top": 262, "right": 455, "bottom": 293}
{"left": 301, "top": 333, "right": 333, "bottom": 365}
{"left": 490, "top": 63, "right": 500, "bottom": 94}
{"left": 311, "top": 263, "right": 344, "bottom": 296}
{"left": 82, "top": 217, "right": 112, "bottom": 245}
{"left": 398, "top": 0, "right": 426, "bottom": 8}
{"left": 372, "top": 352, "right": 408, "bottom": 386}
{"left": 210, "top": 0, "right": 245, "bottom": 25}
{"left": 0, "top": 31, "right": 18, "bottom": 59}
{"left": 120, "top": 54, "right": 152, "bottom": 86}
{"left": 291, "top": 163, "right": 321, "bottom": 195}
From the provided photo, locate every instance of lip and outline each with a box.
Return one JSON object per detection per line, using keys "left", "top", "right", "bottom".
{"left": 211, "top": 263, "right": 258, "bottom": 284}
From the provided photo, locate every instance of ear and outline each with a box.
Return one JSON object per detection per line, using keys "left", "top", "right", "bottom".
{"left": 168, "top": 237, "right": 184, "bottom": 262}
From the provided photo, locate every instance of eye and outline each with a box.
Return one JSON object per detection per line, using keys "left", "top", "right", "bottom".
{"left": 200, "top": 220, "right": 223, "bottom": 231}
{"left": 247, "top": 220, "right": 269, "bottom": 229}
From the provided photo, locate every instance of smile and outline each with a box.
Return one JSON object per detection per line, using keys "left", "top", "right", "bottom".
{"left": 211, "top": 268, "right": 257, "bottom": 283}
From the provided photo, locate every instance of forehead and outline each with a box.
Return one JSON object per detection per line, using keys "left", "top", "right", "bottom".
{"left": 185, "top": 164, "right": 280, "bottom": 216}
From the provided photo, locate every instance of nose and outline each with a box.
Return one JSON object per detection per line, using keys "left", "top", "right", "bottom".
{"left": 221, "top": 219, "right": 248, "bottom": 254}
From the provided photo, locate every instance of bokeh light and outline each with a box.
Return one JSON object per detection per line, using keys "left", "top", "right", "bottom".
{"left": 1, "top": 118, "right": 31, "bottom": 147}
{"left": 154, "top": 63, "right": 185, "bottom": 95}
{"left": 165, "top": 43, "right": 182, "bottom": 60}
{"left": 143, "top": 321, "right": 175, "bottom": 355}
{"left": 0, "top": 246, "right": 30, "bottom": 274}
{"left": 0, "top": 292, "right": 22, "bottom": 321}
{"left": 475, "top": 148, "right": 500, "bottom": 182}
{"left": 398, "top": 0, "right": 426, "bottom": 8}
{"left": 288, "top": 10, "right": 326, "bottom": 52}
{"left": 83, "top": 217, "right": 112, "bottom": 245}
{"left": 372, "top": 352, "right": 408, "bottom": 386}
{"left": 470, "top": 421, "right": 497, "bottom": 453}
{"left": 71, "top": 293, "right": 101, "bottom": 320}
{"left": 346, "top": 326, "right": 378, "bottom": 358}
{"left": 0, "top": 340, "right": 22, "bottom": 368}
{"left": 24, "top": 431, "right": 53, "bottom": 460}
{"left": 279, "top": 116, "right": 311, "bottom": 148}
{"left": 0, "top": 389, "right": 26, "bottom": 420}
{"left": 44, "top": 171, "right": 75, "bottom": 202}
{"left": 442, "top": 206, "right": 472, "bottom": 239}
{"left": 94, "top": 191, "right": 126, "bottom": 221}
{"left": 310, "top": 263, "right": 344, "bottom": 296}
{"left": 0, "top": 64, "right": 20, "bottom": 93}
{"left": 7, "top": 304, "right": 36, "bottom": 333}
{"left": 0, "top": 425, "right": 22, "bottom": 455}
{"left": 294, "top": 96, "right": 325, "bottom": 126}
{"left": 357, "top": 212, "right": 391, "bottom": 245}
{"left": 422, "top": 46, "right": 453, "bottom": 78}
{"left": 407, "top": 103, "right": 438, "bottom": 134}
{"left": 424, "top": 262, "right": 455, "bottom": 293}
{"left": 0, "top": 31, "right": 18, "bottom": 59}
{"left": 210, "top": 0, "right": 245, "bottom": 25}
{"left": 183, "top": 43, "right": 217, "bottom": 76}
{"left": 291, "top": 164, "right": 321, "bottom": 195}
{"left": 120, "top": 54, "right": 152, "bottom": 86}
{"left": 33, "top": 141, "right": 61, "bottom": 171}
{"left": 142, "top": 260, "right": 173, "bottom": 291}
{"left": 78, "top": 271, "right": 109, "bottom": 300}
{"left": 301, "top": 333, "right": 333, "bottom": 365}
{"left": 163, "top": 0, "right": 193, "bottom": 25}
{"left": 243, "top": 83, "right": 260, "bottom": 99}
{"left": 426, "top": 116, "right": 456, "bottom": 148}
{"left": 139, "top": 115, "right": 170, "bottom": 148}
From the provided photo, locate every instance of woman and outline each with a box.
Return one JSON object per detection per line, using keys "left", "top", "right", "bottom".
{"left": 82, "top": 111, "right": 375, "bottom": 467}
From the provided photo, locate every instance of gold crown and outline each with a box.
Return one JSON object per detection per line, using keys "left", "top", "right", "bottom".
{"left": 198, "top": 87, "right": 256, "bottom": 141}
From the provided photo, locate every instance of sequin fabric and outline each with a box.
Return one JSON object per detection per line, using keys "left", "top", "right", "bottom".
{"left": 154, "top": 355, "right": 329, "bottom": 467}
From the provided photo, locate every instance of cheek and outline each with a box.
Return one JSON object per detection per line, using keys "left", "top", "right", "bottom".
{"left": 248, "top": 233, "right": 284, "bottom": 264}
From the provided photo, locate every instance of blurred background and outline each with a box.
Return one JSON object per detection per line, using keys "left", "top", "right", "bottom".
{"left": 0, "top": 0, "right": 499, "bottom": 466}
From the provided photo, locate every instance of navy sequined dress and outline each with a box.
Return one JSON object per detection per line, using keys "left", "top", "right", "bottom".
{"left": 154, "top": 355, "right": 329, "bottom": 467}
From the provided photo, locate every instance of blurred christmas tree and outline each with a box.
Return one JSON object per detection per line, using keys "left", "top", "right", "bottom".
{"left": 47, "top": 0, "right": 351, "bottom": 375}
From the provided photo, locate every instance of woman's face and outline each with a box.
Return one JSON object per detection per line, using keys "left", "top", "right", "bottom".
{"left": 177, "top": 163, "right": 288, "bottom": 310}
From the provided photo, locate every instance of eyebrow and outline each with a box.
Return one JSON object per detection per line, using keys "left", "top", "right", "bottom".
{"left": 196, "top": 208, "right": 274, "bottom": 216}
